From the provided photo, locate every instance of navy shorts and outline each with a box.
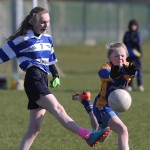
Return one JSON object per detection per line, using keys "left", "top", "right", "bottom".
{"left": 24, "top": 66, "right": 51, "bottom": 110}
{"left": 93, "top": 106, "right": 118, "bottom": 129}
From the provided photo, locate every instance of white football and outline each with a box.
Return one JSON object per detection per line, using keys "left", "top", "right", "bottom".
{"left": 108, "top": 89, "right": 132, "bottom": 112}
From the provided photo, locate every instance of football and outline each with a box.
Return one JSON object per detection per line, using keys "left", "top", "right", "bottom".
{"left": 108, "top": 89, "right": 132, "bottom": 112}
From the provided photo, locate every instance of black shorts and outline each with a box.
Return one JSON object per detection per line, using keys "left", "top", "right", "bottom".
{"left": 24, "top": 66, "right": 51, "bottom": 110}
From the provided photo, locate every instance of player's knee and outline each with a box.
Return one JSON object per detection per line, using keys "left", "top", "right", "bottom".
{"left": 57, "top": 105, "right": 65, "bottom": 114}
{"left": 34, "top": 125, "right": 42, "bottom": 134}
{"left": 53, "top": 104, "right": 65, "bottom": 115}
{"left": 29, "top": 122, "right": 42, "bottom": 135}
{"left": 119, "top": 124, "right": 128, "bottom": 136}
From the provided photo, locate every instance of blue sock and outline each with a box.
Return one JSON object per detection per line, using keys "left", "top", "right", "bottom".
{"left": 81, "top": 100, "right": 93, "bottom": 113}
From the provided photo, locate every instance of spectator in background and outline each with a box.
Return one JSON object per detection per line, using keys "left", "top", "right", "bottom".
{"left": 123, "top": 19, "right": 144, "bottom": 92}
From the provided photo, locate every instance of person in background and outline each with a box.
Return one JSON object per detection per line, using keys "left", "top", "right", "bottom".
{"left": 123, "top": 19, "right": 144, "bottom": 92}
{"left": 0, "top": 6, "right": 110, "bottom": 150}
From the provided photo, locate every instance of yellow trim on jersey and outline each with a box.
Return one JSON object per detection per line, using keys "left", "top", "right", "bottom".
{"left": 99, "top": 63, "right": 112, "bottom": 82}
{"left": 96, "top": 63, "right": 112, "bottom": 108}
{"left": 96, "top": 62, "right": 133, "bottom": 108}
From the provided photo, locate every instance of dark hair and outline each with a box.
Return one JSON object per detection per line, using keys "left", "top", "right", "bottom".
{"left": 8, "top": 6, "right": 48, "bottom": 41}
{"left": 128, "top": 19, "right": 138, "bottom": 31}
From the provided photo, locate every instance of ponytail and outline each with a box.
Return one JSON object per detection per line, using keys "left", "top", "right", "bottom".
{"left": 8, "top": 6, "right": 48, "bottom": 41}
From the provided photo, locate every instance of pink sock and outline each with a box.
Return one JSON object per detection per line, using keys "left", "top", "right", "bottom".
{"left": 77, "top": 128, "right": 91, "bottom": 139}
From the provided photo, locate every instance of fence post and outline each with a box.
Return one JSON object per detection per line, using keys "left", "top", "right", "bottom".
{"left": 11, "top": 0, "right": 24, "bottom": 90}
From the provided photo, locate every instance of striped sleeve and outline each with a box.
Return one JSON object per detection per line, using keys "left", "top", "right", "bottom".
{"left": 0, "top": 36, "right": 27, "bottom": 64}
{"left": 0, "top": 42, "right": 16, "bottom": 63}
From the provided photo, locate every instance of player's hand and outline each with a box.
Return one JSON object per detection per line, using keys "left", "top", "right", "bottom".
{"left": 110, "top": 65, "right": 121, "bottom": 79}
{"left": 123, "top": 63, "right": 137, "bottom": 76}
{"left": 50, "top": 77, "right": 60, "bottom": 88}
{"left": 126, "top": 57, "right": 133, "bottom": 62}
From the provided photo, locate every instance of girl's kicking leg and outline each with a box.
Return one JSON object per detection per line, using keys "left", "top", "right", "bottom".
{"left": 36, "top": 94, "right": 110, "bottom": 147}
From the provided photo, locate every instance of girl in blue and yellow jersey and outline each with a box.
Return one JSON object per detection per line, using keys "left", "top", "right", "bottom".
{"left": 0, "top": 7, "right": 110, "bottom": 149}
{"left": 73, "top": 42, "right": 137, "bottom": 150}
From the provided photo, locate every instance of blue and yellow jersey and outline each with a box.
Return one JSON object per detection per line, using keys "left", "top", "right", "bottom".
{"left": 94, "top": 62, "right": 134, "bottom": 108}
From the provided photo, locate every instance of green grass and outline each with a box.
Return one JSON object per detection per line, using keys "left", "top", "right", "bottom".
{"left": 0, "top": 44, "right": 150, "bottom": 150}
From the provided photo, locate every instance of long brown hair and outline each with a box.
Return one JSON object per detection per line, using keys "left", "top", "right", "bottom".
{"left": 8, "top": 6, "right": 48, "bottom": 41}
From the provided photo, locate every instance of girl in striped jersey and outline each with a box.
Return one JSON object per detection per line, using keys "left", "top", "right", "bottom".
{"left": 0, "top": 7, "right": 110, "bottom": 149}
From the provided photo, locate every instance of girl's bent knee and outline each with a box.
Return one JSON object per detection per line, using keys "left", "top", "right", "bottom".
{"left": 122, "top": 125, "right": 128, "bottom": 133}
{"left": 114, "top": 123, "right": 128, "bottom": 135}
{"left": 28, "top": 123, "right": 42, "bottom": 135}
{"left": 52, "top": 104, "right": 66, "bottom": 115}
{"left": 119, "top": 125, "right": 128, "bottom": 136}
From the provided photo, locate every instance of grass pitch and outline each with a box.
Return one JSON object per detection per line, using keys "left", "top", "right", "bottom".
{"left": 0, "top": 44, "right": 150, "bottom": 150}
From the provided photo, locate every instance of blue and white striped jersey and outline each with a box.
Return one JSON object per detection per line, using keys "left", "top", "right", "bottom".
{"left": 0, "top": 30, "right": 57, "bottom": 74}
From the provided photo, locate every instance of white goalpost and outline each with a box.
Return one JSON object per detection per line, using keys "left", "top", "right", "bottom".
{"left": 11, "top": 0, "right": 24, "bottom": 90}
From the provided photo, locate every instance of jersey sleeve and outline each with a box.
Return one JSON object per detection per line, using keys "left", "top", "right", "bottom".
{"left": 0, "top": 36, "right": 25, "bottom": 64}
{"left": 49, "top": 64, "right": 59, "bottom": 77}
{"left": 0, "top": 41, "right": 17, "bottom": 64}
{"left": 98, "top": 63, "right": 112, "bottom": 82}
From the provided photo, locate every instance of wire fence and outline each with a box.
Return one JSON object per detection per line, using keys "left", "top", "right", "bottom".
{"left": 0, "top": 0, "right": 150, "bottom": 45}
{"left": 50, "top": 1, "right": 150, "bottom": 45}
{"left": 0, "top": 0, "right": 150, "bottom": 88}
